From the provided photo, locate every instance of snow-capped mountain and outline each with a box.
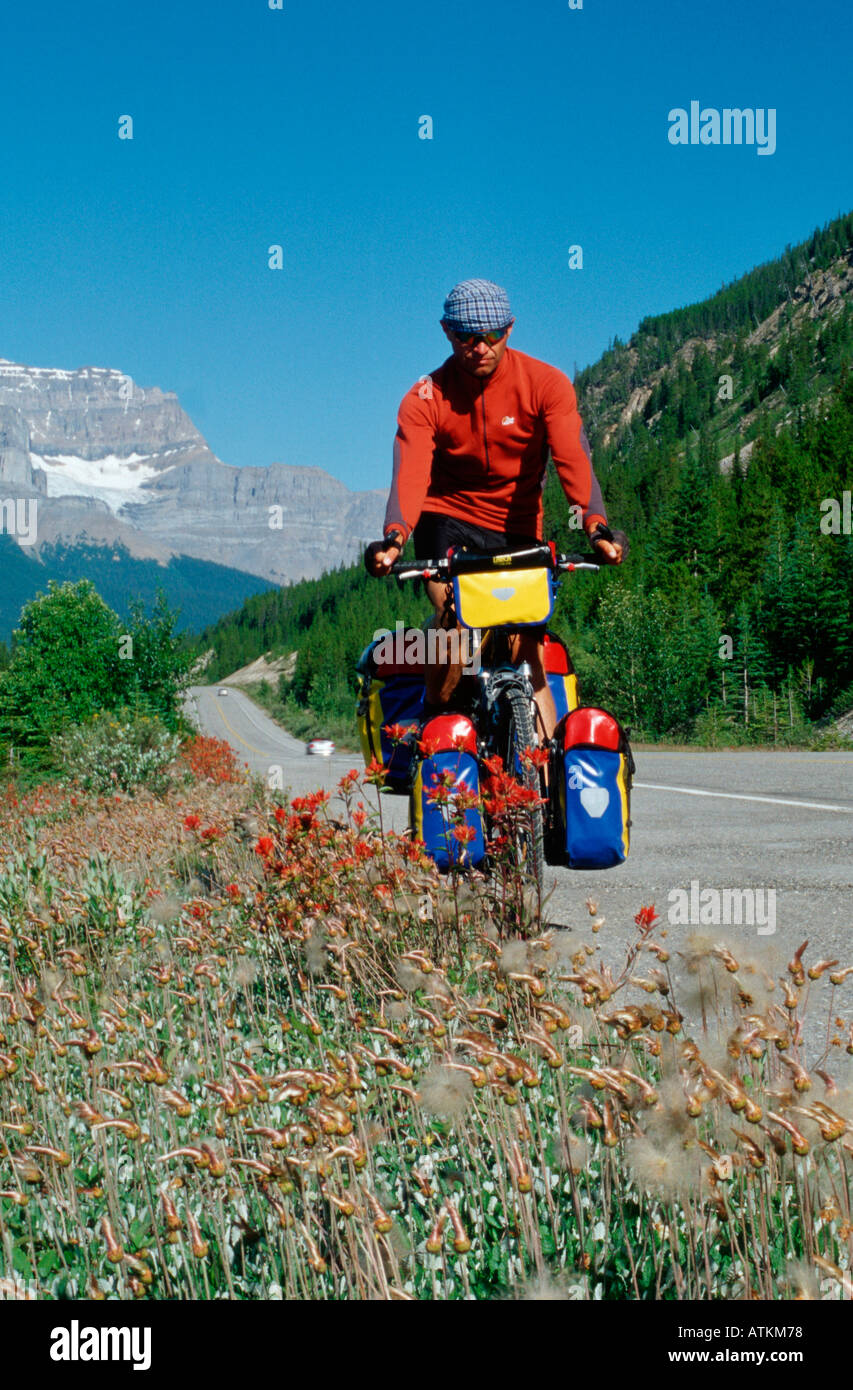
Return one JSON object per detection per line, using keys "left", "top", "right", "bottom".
{"left": 0, "top": 358, "right": 384, "bottom": 585}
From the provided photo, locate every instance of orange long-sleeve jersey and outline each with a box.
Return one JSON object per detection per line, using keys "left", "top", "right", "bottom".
{"left": 383, "top": 347, "right": 606, "bottom": 543}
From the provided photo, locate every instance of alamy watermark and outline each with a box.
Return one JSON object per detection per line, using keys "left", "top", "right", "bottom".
{"left": 1, "top": 497, "right": 37, "bottom": 546}
{"left": 50, "top": 1320, "right": 151, "bottom": 1371}
{"left": 668, "top": 103, "right": 776, "bottom": 156}
{"left": 820, "top": 491, "right": 852, "bottom": 534}
{"left": 668, "top": 879, "right": 776, "bottom": 935}
{"left": 371, "top": 620, "right": 482, "bottom": 674}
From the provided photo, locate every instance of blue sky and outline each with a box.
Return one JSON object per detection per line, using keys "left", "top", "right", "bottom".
{"left": 1, "top": 0, "right": 850, "bottom": 495}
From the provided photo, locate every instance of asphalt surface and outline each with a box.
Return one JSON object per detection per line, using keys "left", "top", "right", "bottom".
{"left": 188, "top": 684, "right": 853, "bottom": 1050}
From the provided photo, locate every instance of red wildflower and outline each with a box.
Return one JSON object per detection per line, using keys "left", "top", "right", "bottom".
{"left": 352, "top": 808, "right": 367, "bottom": 828}
{"left": 255, "top": 836, "right": 275, "bottom": 857}
{"left": 383, "top": 722, "right": 411, "bottom": 744}
{"left": 338, "top": 768, "right": 360, "bottom": 792}
{"left": 292, "top": 790, "right": 330, "bottom": 812}
{"left": 634, "top": 905, "right": 658, "bottom": 930}
{"left": 451, "top": 786, "right": 480, "bottom": 814}
{"left": 521, "top": 746, "right": 550, "bottom": 768}
{"left": 183, "top": 814, "right": 201, "bottom": 830}
{"left": 452, "top": 824, "right": 477, "bottom": 844}
{"left": 364, "top": 758, "right": 387, "bottom": 787}
{"left": 181, "top": 734, "right": 240, "bottom": 784}
{"left": 426, "top": 783, "right": 453, "bottom": 806}
{"left": 225, "top": 883, "right": 241, "bottom": 899}
{"left": 506, "top": 784, "right": 543, "bottom": 808}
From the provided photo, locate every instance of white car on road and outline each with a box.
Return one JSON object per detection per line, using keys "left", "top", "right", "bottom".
{"left": 306, "top": 739, "right": 335, "bottom": 757}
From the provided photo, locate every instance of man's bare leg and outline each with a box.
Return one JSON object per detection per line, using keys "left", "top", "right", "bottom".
{"left": 509, "top": 630, "right": 559, "bottom": 742}
{"left": 423, "top": 579, "right": 464, "bottom": 708}
{"left": 421, "top": 598, "right": 571, "bottom": 747}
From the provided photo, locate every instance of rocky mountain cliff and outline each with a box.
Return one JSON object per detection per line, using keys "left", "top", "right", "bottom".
{"left": 0, "top": 359, "right": 385, "bottom": 585}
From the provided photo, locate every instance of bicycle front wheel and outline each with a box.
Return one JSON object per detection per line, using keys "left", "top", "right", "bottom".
{"left": 492, "top": 682, "right": 546, "bottom": 894}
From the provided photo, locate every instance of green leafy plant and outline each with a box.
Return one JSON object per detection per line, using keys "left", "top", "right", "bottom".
{"left": 51, "top": 711, "right": 181, "bottom": 794}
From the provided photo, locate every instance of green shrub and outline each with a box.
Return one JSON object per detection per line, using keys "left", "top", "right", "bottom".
{"left": 0, "top": 580, "right": 193, "bottom": 770}
{"left": 52, "top": 710, "right": 181, "bottom": 794}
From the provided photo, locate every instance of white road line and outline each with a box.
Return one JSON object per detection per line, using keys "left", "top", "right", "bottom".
{"left": 229, "top": 691, "right": 302, "bottom": 750}
{"left": 635, "top": 782, "right": 853, "bottom": 814}
{"left": 203, "top": 689, "right": 301, "bottom": 754}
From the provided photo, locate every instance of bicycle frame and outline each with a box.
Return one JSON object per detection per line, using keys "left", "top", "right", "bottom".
{"left": 386, "top": 545, "right": 602, "bottom": 885}
{"left": 391, "top": 545, "right": 598, "bottom": 737}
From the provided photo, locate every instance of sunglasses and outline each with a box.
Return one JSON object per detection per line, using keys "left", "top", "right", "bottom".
{"left": 450, "top": 325, "right": 510, "bottom": 346}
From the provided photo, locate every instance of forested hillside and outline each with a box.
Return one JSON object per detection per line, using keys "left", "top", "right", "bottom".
{"left": 0, "top": 537, "right": 271, "bottom": 646}
{"left": 197, "top": 211, "right": 853, "bottom": 746}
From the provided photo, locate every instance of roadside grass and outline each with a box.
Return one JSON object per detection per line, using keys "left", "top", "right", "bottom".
{"left": 0, "top": 758, "right": 851, "bottom": 1300}
{"left": 236, "top": 681, "right": 852, "bottom": 757}
{"left": 242, "top": 680, "right": 359, "bottom": 751}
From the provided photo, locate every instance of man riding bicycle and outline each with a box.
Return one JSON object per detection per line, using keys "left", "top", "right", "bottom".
{"left": 365, "top": 279, "right": 625, "bottom": 741}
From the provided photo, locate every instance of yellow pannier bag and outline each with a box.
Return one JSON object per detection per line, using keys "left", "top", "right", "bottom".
{"left": 452, "top": 566, "right": 554, "bottom": 629}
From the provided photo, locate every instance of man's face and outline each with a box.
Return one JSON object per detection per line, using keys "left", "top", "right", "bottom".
{"left": 442, "top": 320, "right": 514, "bottom": 378}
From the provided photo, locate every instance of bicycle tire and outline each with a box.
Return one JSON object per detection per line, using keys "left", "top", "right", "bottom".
{"left": 492, "top": 682, "right": 546, "bottom": 893}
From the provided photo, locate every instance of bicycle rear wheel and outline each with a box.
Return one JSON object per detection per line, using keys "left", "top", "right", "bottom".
{"left": 492, "top": 683, "right": 546, "bottom": 893}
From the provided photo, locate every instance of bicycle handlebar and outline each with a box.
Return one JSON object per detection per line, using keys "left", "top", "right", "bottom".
{"left": 390, "top": 544, "right": 601, "bottom": 584}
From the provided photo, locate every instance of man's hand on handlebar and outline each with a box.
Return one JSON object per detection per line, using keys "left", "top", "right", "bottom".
{"left": 588, "top": 523, "right": 629, "bottom": 565}
{"left": 364, "top": 532, "right": 404, "bottom": 577}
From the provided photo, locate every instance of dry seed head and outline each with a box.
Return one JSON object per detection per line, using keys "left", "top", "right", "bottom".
{"left": 418, "top": 1062, "right": 473, "bottom": 1120}
{"left": 498, "top": 939, "right": 531, "bottom": 976}
{"left": 232, "top": 957, "right": 259, "bottom": 989}
{"left": 680, "top": 932, "right": 716, "bottom": 967}
{"left": 786, "top": 1260, "right": 819, "bottom": 1300}
{"left": 626, "top": 1133, "right": 704, "bottom": 1200}
{"left": 560, "top": 1132, "right": 590, "bottom": 1173}
{"left": 426, "top": 1210, "right": 447, "bottom": 1253}
{"left": 148, "top": 895, "right": 182, "bottom": 925}
{"left": 386, "top": 1220, "right": 412, "bottom": 1259}
{"left": 395, "top": 961, "right": 428, "bottom": 993}
{"left": 304, "top": 929, "right": 329, "bottom": 977}
{"left": 516, "top": 1273, "right": 571, "bottom": 1300}
{"left": 544, "top": 932, "right": 581, "bottom": 970}
{"left": 39, "top": 967, "right": 63, "bottom": 998}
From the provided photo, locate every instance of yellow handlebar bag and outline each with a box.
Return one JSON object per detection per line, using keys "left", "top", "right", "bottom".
{"left": 452, "top": 566, "right": 554, "bottom": 629}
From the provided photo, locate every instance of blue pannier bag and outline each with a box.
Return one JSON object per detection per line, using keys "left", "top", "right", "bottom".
{"left": 411, "top": 713, "right": 486, "bottom": 870}
{"left": 543, "top": 631, "right": 580, "bottom": 724}
{"left": 548, "top": 707, "right": 634, "bottom": 869}
{"left": 356, "top": 634, "right": 425, "bottom": 793}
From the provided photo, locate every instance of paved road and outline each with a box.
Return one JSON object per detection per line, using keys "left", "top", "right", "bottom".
{"left": 188, "top": 685, "right": 853, "bottom": 1047}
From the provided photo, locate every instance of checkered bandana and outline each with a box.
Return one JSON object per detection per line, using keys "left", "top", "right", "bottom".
{"left": 442, "top": 279, "right": 512, "bottom": 333}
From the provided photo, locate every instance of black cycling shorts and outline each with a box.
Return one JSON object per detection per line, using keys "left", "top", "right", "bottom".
{"left": 412, "top": 513, "right": 545, "bottom": 634}
{"left": 412, "top": 512, "right": 539, "bottom": 561}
